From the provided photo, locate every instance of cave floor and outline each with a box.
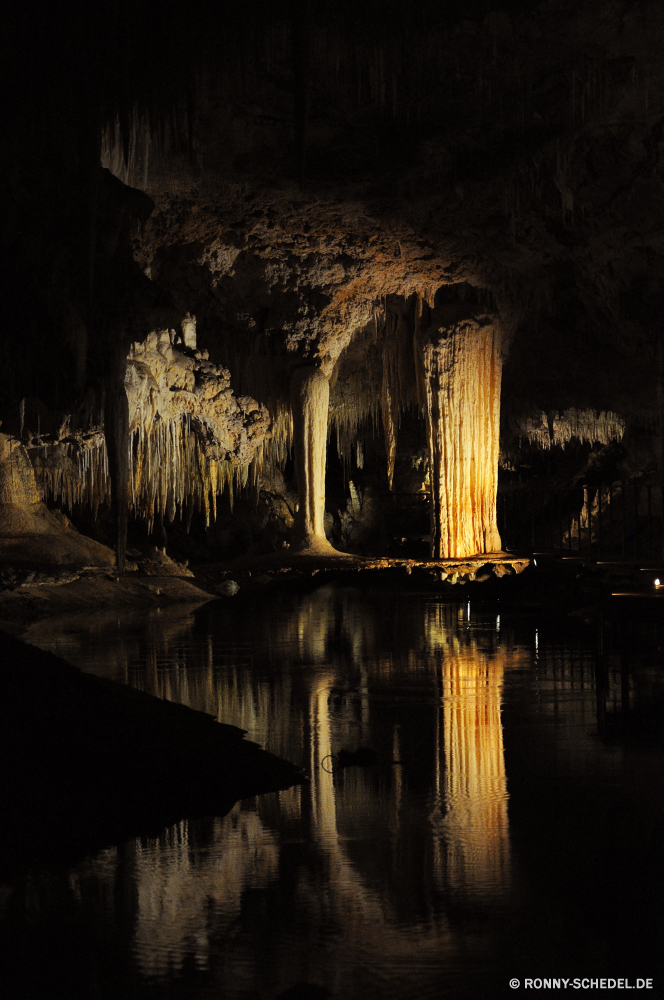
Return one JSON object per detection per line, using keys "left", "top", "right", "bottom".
{"left": 0, "top": 554, "right": 530, "bottom": 633}
{"left": 203, "top": 550, "right": 530, "bottom": 582}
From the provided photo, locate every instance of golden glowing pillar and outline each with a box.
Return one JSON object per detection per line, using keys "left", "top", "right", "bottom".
{"left": 417, "top": 305, "right": 503, "bottom": 558}
{"left": 441, "top": 653, "right": 510, "bottom": 894}
{"left": 290, "top": 366, "right": 337, "bottom": 554}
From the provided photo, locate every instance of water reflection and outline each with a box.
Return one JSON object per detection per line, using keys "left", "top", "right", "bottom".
{"left": 20, "top": 587, "right": 528, "bottom": 997}
{"left": 442, "top": 656, "right": 510, "bottom": 893}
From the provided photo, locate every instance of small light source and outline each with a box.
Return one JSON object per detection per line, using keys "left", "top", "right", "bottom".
{"left": 655, "top": 579, "right": 660, "bottom": 587}
{"left": 533, "top": 558, "right": 537, "bottom": 566}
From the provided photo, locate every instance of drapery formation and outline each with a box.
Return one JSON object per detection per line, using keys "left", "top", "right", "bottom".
{"left": 26, "top": 322, "right": 272, "bottom": 545}
{"left": 416, "top": 304, "right": 503, "bottom": 559}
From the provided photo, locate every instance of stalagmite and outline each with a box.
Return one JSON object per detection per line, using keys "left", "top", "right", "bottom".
{"left": 416, "top": 303, "right": 503, "bottom": 559}
{"left": 290, "top": 366, "right": 337, "bottom": 554}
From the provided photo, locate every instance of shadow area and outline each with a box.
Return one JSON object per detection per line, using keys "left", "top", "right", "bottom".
{"left": 0, "top": 631, "right": 304, "bottom": 878}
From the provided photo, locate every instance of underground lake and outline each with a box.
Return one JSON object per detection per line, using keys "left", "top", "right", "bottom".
{"left": 2, "top": 578, "right": 663, "bottom": 1000}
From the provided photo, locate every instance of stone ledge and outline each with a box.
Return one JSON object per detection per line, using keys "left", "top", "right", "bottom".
{"left": 0, "top": 575, "right": 214, "bottom": 634}
{"left": 203, "top": 551, "right": 531, "bottom": 585}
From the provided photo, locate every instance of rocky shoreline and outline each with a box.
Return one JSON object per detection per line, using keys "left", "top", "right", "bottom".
{"left": 0, "top": 630, "right": 305, "bottom": 874}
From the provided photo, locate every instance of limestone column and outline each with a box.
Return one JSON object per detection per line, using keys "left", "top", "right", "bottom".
{"left": 416, "top": 304, "right": 503, "bottom": 558}
{"left": 290, "top": 366, "right": 336, "bottom": 554}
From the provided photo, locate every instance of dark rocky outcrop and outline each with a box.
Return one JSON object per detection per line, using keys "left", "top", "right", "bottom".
{"left": 0, "top": 631, "right": 304, "bottom": 874}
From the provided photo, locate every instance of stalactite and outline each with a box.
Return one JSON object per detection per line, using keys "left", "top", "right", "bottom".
{"left": 512, "top": 408, "right": 625, "bottom": 449}
{"left": 381, "top": 329, "right": 401, "bottom": 490}
{"left": 290, "top": 366, "right": 337, "bottom": 554}
{"left": 23, "top": 372, "right": 269, "bottom": 533}
{"left": 263, "top": 407, "right": 293, "bottom": 473}
{"left": 210, "top": 335, "right": 298, "bottom": 486}
{"left": 128, "top": 415, "right": 239, "bottom": 531}
{"left": 413, "top": 293, "right": 427, "bottom": 413}
{"left": 416, "top": 304, "right": 503, "bottom": 559}
{"left": 30, "top": 431, "right": 109, "bottom": 514}
{"left": 330, "top": 398, "right": 380, "bottom": 472}
{"left": 328, "top": 319, "right": 384, "bottom": 474}
{"left": 380, "top": 306, "right": 416, "bottom": 489}
{"left": 104, "top": 350, "right": 131, "bottom": 573}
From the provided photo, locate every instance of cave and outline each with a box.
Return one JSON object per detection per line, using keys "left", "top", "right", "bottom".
{"left": 2, "top": 2, "right": 664, "bottom": 998}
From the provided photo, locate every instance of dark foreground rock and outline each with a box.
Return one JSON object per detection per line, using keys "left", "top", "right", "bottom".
{"left": 0, "top": 631, "right": 304, "bottom": 874}
{"left": 0, "top": 573, "right": 215, "bottom": 634}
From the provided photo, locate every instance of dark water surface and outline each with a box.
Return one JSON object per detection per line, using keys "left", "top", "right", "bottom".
{"left": 3, "top": 583, "right": 664, "bottom": 999}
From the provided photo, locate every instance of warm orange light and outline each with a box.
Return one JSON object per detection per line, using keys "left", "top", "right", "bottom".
{"left": 441, "top": 653, "right": 510, "bottom": 893}
{"left": 417, "top": 310, "right": 503, "bottom": 558}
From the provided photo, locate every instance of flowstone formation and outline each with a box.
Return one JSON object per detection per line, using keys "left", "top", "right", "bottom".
{"left": 416, "top": 303, "right": 504, "bottom": 559}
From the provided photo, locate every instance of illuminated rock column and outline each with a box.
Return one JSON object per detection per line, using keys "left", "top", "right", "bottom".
{"left": 105, "top": 345, "right": 130, "bottom": 572}
{"left": 290, "top": 366, "right": 336, "bottom": 554}
{"left": 419, "top": 307, "right": 503, "bottom": 558}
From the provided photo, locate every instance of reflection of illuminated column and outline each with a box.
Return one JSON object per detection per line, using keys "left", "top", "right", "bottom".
{"left": 441, "top": 654, "right": 510, "bottom": 895}
{"left": 309, "top": 677, "right": 338, "bottom": 846}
